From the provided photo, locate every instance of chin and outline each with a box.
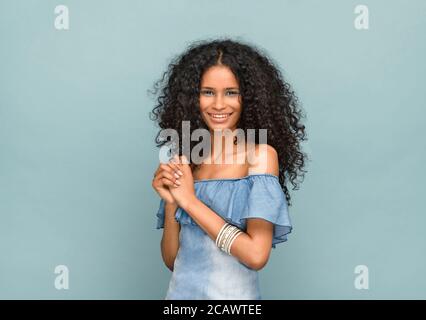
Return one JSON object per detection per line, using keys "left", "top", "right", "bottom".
{"left": 208, "top": 123, "right": 236, "bottom": 132}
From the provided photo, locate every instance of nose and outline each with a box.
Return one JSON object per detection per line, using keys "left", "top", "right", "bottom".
{"left": 212, "top": 94, "right": 226, "bottom": 111}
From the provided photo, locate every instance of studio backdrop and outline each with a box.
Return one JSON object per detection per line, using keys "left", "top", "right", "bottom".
{"left": 1, "top": 0, "right": 425, "bottom": 299}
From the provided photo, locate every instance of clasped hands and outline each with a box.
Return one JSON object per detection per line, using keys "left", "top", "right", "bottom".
{"left": 152, "top": 154, "right": 197, "bottom": 210}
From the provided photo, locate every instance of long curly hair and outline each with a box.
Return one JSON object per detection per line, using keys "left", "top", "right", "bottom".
{"left": 149, "top": 38, "right": 308, "bottom": 206}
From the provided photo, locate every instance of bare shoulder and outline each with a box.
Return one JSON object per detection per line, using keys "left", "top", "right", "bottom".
{"left": 246, "top": 143, "right": 279, "bottom": 176}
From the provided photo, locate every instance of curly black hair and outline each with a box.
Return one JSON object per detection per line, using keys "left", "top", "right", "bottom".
{"left": 149, "top": 38, "right": 308, "bottom": 206}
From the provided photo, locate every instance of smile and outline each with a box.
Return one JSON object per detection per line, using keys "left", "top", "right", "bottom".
{"left": 208, "top": 112, "right": 233, "bottom": 120}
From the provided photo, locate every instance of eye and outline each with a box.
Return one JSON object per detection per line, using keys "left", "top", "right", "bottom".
{"left": 201, "top": 90, "right": 214, "bottom": 96}
{"left": 226, "top": 90, "right": 240, "bottom": 96}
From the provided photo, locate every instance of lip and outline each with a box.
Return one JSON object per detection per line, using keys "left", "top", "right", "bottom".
{"left": 207, "top": 112, "right": 233, "bottom": 123}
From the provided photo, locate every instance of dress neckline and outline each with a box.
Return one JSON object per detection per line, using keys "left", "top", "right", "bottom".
{"left": 193, "top": 173, "right": 279, "bottom": 183}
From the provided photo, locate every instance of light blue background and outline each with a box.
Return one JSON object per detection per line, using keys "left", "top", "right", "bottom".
{"left": 1, "top": 0, "right": 425, "bottom": 299}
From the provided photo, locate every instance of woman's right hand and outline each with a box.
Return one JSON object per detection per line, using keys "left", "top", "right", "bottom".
{"left": 152, "top": 155, "right": 184, "bottom": 205}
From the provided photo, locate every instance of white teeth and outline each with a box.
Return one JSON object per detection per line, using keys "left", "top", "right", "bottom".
{"left": 209, "top": 113, "right": 231, "bottom": 119}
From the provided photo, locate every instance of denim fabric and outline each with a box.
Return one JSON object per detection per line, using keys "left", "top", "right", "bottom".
{"left": 156, "top": 173, "right": 292, "bottom": 300}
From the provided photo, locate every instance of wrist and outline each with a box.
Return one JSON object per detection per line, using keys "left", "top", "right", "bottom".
{"left": 165, "top": 199, "right": 177, "bottom": 206}
{"left": 179, "top": 195, "right": 198, "bottom": 212}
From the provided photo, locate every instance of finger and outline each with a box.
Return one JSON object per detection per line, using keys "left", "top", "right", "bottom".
{"left": 152, "top": 168, "right": 161, "bottom": 182}
{"left": 153, "top": 167, "right": 170, "bottom": 182}
{"left": 161, "top": 177, "right": 180, "bottom": 188}
{"left": 158, "top": 165, "right": 182, "bottom": 185}
{"left": 161, "top": 177, "right": 179, "bottom": 188}
{"left": 159, "top": 175, "right": 179, "bottom": 188}
{"left": 167, "top": 162, "right": 183, "bottom": 177}
{"left": 160, "top": 163, "right": 175, "bottom": 174}
{"left": 169, "top": 159, "right": 182, "bottom": 170}
{"left": 169, "top": 156, "right": 184, "bottom": 169}
{"left": 159, "top": 171, "right": 181, "bottom": 187}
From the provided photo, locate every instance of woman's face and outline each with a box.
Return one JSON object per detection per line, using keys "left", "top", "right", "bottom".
{"left": 199, "top": 65, "right": 242, "bottom": 133}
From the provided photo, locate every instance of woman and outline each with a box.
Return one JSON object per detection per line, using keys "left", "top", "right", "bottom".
{"left": 150, "top": 38, "right": 307, "bottom": 299}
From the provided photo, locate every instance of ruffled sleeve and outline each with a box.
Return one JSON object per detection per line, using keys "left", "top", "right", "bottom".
{"left": 240, "top": 175, "right": 292, "bottom": 248}
{"left": 156, "top": 198, "right": 166, "bottom": 229}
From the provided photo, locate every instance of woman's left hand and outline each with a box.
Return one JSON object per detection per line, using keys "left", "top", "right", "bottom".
{"left": 169, "top": 154, "right": 197, "bottom": 210}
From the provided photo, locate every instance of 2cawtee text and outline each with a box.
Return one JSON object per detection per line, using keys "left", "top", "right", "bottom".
{"left": 162, "top": 303, "right": 262, "bottom": 317}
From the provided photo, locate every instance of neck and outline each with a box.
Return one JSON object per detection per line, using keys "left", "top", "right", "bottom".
{"left": 208, "top": 128, "right": 238, "bottom": 164}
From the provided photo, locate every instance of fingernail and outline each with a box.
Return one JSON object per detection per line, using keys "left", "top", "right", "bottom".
{"left": 175, "top": 180, "right": 181, "bottom": 185}
{"left": 177, "top": 170, "right": 183, "bottom": 176}
{"left": 174, "top": 173, "right": 180, "bottom": 179}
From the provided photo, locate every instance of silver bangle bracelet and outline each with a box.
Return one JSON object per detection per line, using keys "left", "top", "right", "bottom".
{"left": 215, "top": 222, "right": 243, "bottom": 255}
{"left": 215, "top": 222, "right": 229, "bottom": 247}
{"left": 227, "top": 230, "right": 242, "bottom": 255}
{"left": 223, "top": 227, "right": 239, "bottom": 252}
{"left": 219, "top": 225, "right": 235, "bottom": 251}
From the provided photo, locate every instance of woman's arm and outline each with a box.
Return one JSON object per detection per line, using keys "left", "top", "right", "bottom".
{"left": 184, "top": 198, "right": 273, "bottom": 271}
{"left": 152, "top": 157, "right": 185, "bottom": 271}
{"left": 173, "top": 145, "right": 279, "bottom": 271}
{"left": 160, "top": 202, "right": 180, "bottom": 271}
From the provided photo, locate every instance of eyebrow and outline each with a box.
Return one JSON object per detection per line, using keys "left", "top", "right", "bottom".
{"left": 201, "top": 87, "right": 239, "bottom": 90}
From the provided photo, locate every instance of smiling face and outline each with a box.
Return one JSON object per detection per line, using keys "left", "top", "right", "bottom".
{"left": 199, "top": 65, "right": 242, "bottom": 133}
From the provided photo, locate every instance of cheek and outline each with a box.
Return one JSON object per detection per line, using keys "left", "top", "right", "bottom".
{"left": 199, "top": 97, "right": 209, "bottom": 110}
{"left": 231, "top": 100, "right": 242, "bottom": 113}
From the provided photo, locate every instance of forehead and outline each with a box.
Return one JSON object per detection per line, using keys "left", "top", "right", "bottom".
{"left": 201, "top": 65, "right": 238, "bottom": 87}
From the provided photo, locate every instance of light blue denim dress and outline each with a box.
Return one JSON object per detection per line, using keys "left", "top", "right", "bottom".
{"left": 156, "top": 173, "right": 292, "bottom": 300}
